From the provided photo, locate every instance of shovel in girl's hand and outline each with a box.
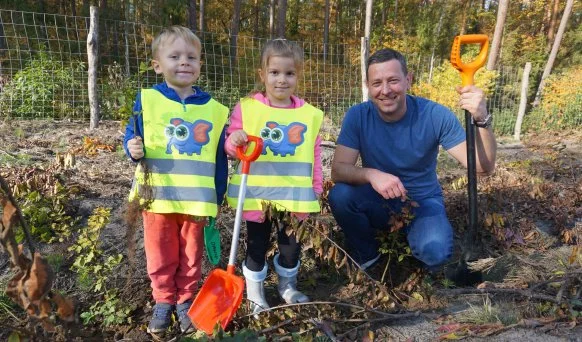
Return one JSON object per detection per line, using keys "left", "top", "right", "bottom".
{"left": 188, "top": 135, "right": 263, "bottom": 335}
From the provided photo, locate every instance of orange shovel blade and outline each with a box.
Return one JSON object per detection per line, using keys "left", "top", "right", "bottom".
{"left": 188, "top": 268, "right": 245, "bottom": 335}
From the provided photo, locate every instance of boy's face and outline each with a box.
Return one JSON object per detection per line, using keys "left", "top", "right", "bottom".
{"left": 152, "top": 37, "right": 201, "bottom": 93}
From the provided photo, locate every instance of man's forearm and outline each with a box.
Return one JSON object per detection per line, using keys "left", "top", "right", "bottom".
{"left": 475, "top": 126, "right": 497, "bottom": 175}
{"left": 331, "top": 162, "right": 373, "bottom": 185}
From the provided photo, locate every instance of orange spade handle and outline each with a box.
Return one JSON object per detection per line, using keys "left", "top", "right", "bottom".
{"left": 450, "top": 34, "right": 489, "bottom": 86}
{"left": 236, "top": 135, "right": 263, "bottom": 174}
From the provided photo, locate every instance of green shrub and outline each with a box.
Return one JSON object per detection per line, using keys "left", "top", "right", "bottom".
{"left": 15, "top": 179, "right": 77, "bottom": 244}
{"left": 0, "top": 49, "right": 87, "bottom": 119}
{"left": 525, "top": 66, "right": 582, "bottom": 132}
{"left": 99, "top": 62, "right": 138, "bottom": 121}
{"left": 411, "top": 60, "right": 499, "bottom": 110}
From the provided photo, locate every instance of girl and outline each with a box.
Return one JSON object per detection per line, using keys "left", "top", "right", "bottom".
{"left": 225, "top": 39, "right": 323, "bottom": 314}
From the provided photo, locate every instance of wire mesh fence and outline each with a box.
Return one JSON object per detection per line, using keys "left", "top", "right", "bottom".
{"left": 0, "top": 9, "right": 580, "bottom": 136}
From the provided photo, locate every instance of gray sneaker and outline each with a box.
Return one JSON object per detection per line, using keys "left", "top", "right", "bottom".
{"left": 147, "top": 303, "right": 174, "bottom": 334}
{"left": 176, "top": 300, "right": 195, "bottom": 333}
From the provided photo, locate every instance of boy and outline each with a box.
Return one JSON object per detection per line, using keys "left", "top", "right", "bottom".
{"left": 123, "top": 26, "right": 228, "bottom": 334}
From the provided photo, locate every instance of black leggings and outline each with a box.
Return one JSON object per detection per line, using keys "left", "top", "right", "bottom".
{"left": 245, "top": 218, "right": 301, "bottom": 272}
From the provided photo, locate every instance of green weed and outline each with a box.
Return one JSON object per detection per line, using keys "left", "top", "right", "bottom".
{"left": 69, "top": 207, "right": 132, "bottom": 327}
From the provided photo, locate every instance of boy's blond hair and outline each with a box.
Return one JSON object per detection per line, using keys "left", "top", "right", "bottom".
{"left": 152, "top": 26, "right": 202, "bottom": 58}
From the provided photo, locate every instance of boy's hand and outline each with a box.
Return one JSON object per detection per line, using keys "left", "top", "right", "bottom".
{"left": 230, "top": 130, "right": 248, "bottom": 147}
{"left": 128, "top": 137, "right": 144, "bottom": 160}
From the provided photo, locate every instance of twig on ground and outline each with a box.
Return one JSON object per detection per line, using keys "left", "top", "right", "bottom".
{"left": 436, "top": 287, "right": 563, "bottom": 304}
{"left": 308, "top": 319, "right": 338, "bottom": 341}
{"left": 258, "top": 318, "right": 297, "bottom": 334}
{"left": 240, "top": 300, "right": 418, "bottom": 320}
{"left": 0, "top": 149, "right": 18, "bottom": 158}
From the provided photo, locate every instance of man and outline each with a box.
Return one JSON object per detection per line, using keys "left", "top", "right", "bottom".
{"left": 328, "top": 48, "right": 496, "bottom": 273}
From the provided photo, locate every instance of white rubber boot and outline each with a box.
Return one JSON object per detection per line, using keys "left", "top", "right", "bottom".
{"left": 273, "top": 254, "right": 310, "bottom": 304}
{"left": 242, "top": 262, "right": 270, "bottom": 315}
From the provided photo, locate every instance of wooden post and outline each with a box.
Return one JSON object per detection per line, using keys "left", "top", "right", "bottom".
{"left": 514, "top": 62, "right": 531, "bottom": 141}
{"left": 361, "top": 37, "right": 369, "bottom": 102}
{"left": 87, "top": 6, "right": 100, "bottom": 129}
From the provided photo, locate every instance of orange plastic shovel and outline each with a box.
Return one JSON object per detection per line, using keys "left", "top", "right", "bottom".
{"left": 188, "top": 135, "right": 264, "bottom": 335}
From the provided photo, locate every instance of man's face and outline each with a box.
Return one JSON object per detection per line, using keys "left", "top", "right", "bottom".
{"left": 366, "top": 59, "right": 412, "bottom": 122}
{"left": 152, "top": 37, "right": 201, "bottom": 93}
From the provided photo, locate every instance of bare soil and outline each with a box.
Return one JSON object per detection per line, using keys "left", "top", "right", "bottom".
{"left": 0, "top": 120, "right": 580, "bottom": 341}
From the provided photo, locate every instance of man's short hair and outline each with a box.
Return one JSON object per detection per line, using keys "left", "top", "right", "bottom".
{"left": 366, "top": 48, "right": 408, "bottom": 79}
{"left": 152, "top": 26, "right": 202, "bottom": 59}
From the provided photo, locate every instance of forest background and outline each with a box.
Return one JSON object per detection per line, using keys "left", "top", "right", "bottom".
{"left": 0, "top": 0, "right": 580, "bottom": 134}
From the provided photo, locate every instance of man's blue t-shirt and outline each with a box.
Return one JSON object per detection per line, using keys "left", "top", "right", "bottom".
{"left": 337, "top": 95, "right": 465, "bottom": 200}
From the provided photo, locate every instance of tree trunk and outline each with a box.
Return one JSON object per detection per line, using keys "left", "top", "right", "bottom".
{"left": 364, "top": 0, "right": 372, "bottom": 39}
{"left": 394, "top": 0, "right": 398, "bottom": 20}
{"left": 124, "top": 3, "right": 130, "bottom": 76}
{"left": 381, "top": 0, "right": 388, "bottom": 25}
{"left": 546, "top": 0, "right": 560, "bottom": 52}
{"left": 514, "top": 62, "right": 531, "bottom": 141}
{"left": 253, "top": 0, "right": 260, "bottom": 37}
{"left": 459, "top": 0, "right": 474, "bottom": 35}
{"left": 87, "top": 6, "right": 100, "bottom": 130}
{"left": 486, "top": 0, "right": 508, "bottom": 70}
{"left": 0, "top": 13, "right": 7, "bottom": 55}
{"left": 189, "top": 0, "right": 197, "bottom": 33}
{"left": 82, "top": 0, "right": 89, "bottom": 16}
{"left": 276, "top": 0, "right": 287, "bottom": 38}
{"left": 199, "top": 0, "right": 205, "bottom": 34}
{"left": 361, "top": 37, "right": 369, "bottom": 102}
{"left": 71, "top": 0, "right": 76, "bottom": 16}
{"left": 429, "top": 8, "right": 445, "bottom": 83}
{"left": 324, "top": 0, "right": 330, "bottom": 61}
{"left": 269, "top": 0, "right": 276, "bottom": 38}
{"left": 230, "top": 0, "right": 242, "bottom": 66}
{"left": 533, "top": 0, "right": 574, "bottom": 107}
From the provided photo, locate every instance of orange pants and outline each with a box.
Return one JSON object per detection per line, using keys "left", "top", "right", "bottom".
{"left": 142, "top": 211, "right": 205, "bottom": 304}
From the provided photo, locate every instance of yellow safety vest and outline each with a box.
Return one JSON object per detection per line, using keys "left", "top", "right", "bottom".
{"left": 129, "top": 89, "right": 228, "bottom": 216}
{"left": 226, "top": 98, "right": 323, "bottom": 213}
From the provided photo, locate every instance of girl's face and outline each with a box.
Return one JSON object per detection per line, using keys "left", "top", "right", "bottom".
{"left": 259, "top": 56, "right": 298, "bottom": 107}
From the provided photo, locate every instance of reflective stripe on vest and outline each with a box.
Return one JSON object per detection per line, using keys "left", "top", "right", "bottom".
{"left": 129, "top": 89, "right": 227, "bottom": 216}
{"left": 227, "top": 184, "right": 317, "bottom": 202}
{"left": 145, "top": 158, "right": 216, "bottom": 177}
{"left": 226, "top": 98, "right": 322, "bottom": 213}
{"left": 237, "top": 161, "right": 314, "bottom": 177}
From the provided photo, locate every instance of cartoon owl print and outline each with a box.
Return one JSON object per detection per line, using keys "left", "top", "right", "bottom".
{"left": 165, "top": 118, "right": 213, "bottom": 155}
{"left": 260, "top": 121, "right": 307, "bottom": 157}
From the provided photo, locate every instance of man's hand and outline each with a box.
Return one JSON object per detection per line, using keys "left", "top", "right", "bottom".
{"left": 127, "top": 137, "right": 144, "bottom": 160}
{"left": 229, "top": 129, "right": 248, "bottom": 147}
{"left": 368, "top": 169, "right": 407, "bottom": 201}
{"left": 456, "top": 85, "right": 488, "bottom": 122}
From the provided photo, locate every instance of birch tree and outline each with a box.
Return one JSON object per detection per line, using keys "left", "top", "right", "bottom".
{"left": 486, "top": 0, "right": 508, "bottom": 70}
{"left": 533, "top": 0, "right": 574, "bottom": 107}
